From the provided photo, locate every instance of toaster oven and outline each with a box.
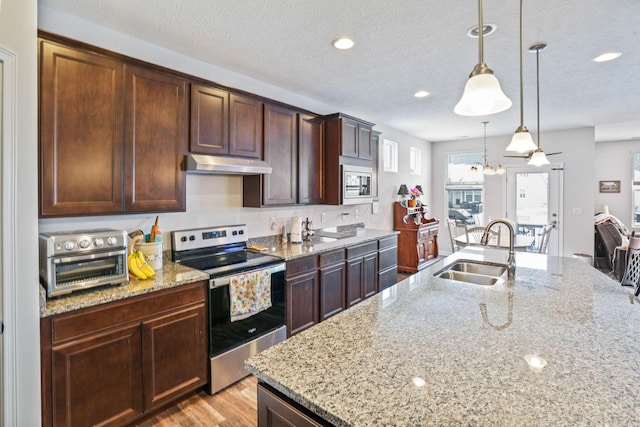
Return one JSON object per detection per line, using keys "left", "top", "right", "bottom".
{"left": 39, "top": 229, "right": 129, "bottom": 297}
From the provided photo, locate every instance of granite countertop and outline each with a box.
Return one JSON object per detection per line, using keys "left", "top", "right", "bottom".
{"left": 40, "top": 227, "right": 398, "bottom": 317}
{"left": 246, "top": 247, "right": 640, "bottom": 426}
{"left": 250, "top": 227, "right": 399, "bottom": 261}
{"left": 39, "top": 253, "right": 209, "bottom": 317}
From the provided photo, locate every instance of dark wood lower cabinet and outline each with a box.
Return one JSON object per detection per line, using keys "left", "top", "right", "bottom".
{"left": 258, "top": 382, "right": 329, "bottom": 427}
{"left": 41, "top": 282, "right": 207, "bottom": 427}
{"left": 286, "top": 238, "right": 394, "bottom": 336}
{"left": 346, "top": 241, "right": 378, "bottom": 307}
{"left": 319, "top": 249, "right": 346, "bottom": 321}
{"left": 286, "top": 256, "right": 320, "bottom": 337}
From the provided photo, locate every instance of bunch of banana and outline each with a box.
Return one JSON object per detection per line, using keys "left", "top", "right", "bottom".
{"left": 128, "top": 250, "right": 156, "bottom": 280}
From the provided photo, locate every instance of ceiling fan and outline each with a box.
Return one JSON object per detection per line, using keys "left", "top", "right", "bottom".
{"left": 504, "top": 43, "right": 562, "bottom": 164}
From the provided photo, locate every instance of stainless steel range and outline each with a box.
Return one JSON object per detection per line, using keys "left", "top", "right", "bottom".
{"left": 171, "top": 224, "right": 286, "bottom": 394}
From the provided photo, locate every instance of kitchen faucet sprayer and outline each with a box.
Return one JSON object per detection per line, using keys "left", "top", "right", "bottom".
{"left": 481, "top": 219, "right": 516, "bottom": 280}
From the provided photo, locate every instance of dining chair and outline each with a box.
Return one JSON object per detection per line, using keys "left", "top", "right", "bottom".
{"left": 464, "top": 226, "right": 500, "bottom": 247}
{"left": 537, "top": 224, "right": 554, "bottom": 254}
{"left": 621, "top": 234, "right": 640, "bottom": 291}
{"left": 447, "top": 219, "right": 466, "bottom": 252}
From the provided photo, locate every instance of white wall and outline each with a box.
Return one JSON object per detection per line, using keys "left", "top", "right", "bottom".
{"left": 0, "top": 0, "right": 41, "bottom": 425}
{"left": 37, "top": 7, "right": 431, "bottom": 242}
{"left": 594, "top": 139, "right": 640, "bottom": 231}
{"left": 431, "top": 127, "right": 596, "bottom": 257}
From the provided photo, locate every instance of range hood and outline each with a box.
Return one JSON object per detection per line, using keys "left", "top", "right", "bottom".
{"left": 185, "top": 154, "right": 272, "bottom": 175}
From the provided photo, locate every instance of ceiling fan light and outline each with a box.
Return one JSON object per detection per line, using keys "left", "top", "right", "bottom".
{"left": 528, "top": 150, "right": 550, "bottom": 166}
{"left": 496, "top": 164, "right": 505, "bottom": 174}
{"left": 454, "top": 71, "right": 512, "bottom": 116}
{"left": 506, "top": 127, "right": 537, "bottom": 152}
{"left": 483, "top": 164, "right": 496, "bottom": 175}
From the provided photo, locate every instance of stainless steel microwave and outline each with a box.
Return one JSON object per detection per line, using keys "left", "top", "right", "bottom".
{"left": 342, "top": 165, "right": 373, "bottom": 205}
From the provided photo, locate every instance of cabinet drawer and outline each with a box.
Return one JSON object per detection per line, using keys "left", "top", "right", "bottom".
{"left": 418, "top": 228, "right": 434, "bottom": 240}
{"left": 378, "top": 245, "right": 398, "bottom": 270}
{"left": 378, "top": 235, "right": 398, "bottom": 250}
{"left": 51, "top": 282, "right": 206, "bottom": 344}
{"left": 286, "top": 255, "right": 318, "bottom": 277}
{"left": 379, "top": 266, "right": 398, "bottom": 291}
{"left": 319, "top": 249, "right": 345, "bottom": 267}
{"left": 346, "top": 241, "right": 377, "bottom": 259}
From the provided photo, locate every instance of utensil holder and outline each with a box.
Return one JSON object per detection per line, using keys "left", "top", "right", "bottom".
{"left": 134, "top": 241, "right": 163, "bottom": 270}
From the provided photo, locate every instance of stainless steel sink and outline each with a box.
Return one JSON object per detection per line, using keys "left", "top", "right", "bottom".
{"left": 446, "top": 260, "right": 507, "bottom": 277}
{"left": 434, "top": 260, "right": 507, "bottom": 286}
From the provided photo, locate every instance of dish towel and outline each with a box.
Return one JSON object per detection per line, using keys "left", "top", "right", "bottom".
{"left": 229, "top": 269, "right": 272, "bottom": 322}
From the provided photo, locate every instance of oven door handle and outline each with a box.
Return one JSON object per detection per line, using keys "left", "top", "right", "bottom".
{"left": 210, "top": 263, "right": 286, "bottom": 288}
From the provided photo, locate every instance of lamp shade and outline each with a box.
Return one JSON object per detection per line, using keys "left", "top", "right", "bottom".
{"left": 397, "top": 184, "right": 410, "bottom": 196}
{"left": 415, "top": 185, "right": 423, "bottom": 194}
{"left": 528, "top": 150, "right": 550, "bottom": 166}
{"left": 454, "top": 72, "right": 512, "bottom": 116}
{"left": 506, "top": 127, "right": 537, "bottom": 152}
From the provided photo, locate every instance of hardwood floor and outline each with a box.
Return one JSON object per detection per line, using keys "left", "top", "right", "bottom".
{"left": 135, "top": 375, "right": 258, "bottom": 426}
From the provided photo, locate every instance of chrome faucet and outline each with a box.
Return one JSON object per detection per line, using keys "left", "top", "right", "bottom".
{"left": 481, "top": 219, "right": 516, "bottom": 280}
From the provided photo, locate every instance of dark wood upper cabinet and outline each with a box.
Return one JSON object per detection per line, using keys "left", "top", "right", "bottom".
{"left": 325, "top": 113, "right": 374, "bottom": 161}
{"left": 243, "top": 103, "right": 297, "bottom": 206}
{"left": 124, "top": 64, "right": 187, "bottom": 212}
{"left": 190, "top": 84, "right": 229, "bottom": 155}
{"left": 39, "top": 35, "right": 187, "bottom": 217}
{"left": 39, "top": 39, "right": 125, "bottom": 216}
{"left": 229, "top": 93, "right": 263, "bottom": 158}
{"left": 298, "top": 113, "right": 324, "bottom": 204}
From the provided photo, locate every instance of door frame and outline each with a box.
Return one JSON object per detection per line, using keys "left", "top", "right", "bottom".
{"left": 505, "top": 162, "right": 564, "bottom": 256}
{"left": 1, "top": 46, "right": 18, "bottom": 426}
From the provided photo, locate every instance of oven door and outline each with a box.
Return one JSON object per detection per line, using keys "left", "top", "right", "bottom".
{"left": 208, "top": 263, "right": 286, "bottom": 357}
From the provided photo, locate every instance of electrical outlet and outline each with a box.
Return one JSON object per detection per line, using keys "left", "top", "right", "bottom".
{"left": 321, "top": 212, "right": 326, "bottom": 222}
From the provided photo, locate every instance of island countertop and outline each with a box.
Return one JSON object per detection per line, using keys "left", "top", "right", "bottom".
{"left": 246, "top": 247, "right": 640, "bottom": 426}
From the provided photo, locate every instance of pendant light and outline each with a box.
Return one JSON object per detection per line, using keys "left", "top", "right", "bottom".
{"left": 470, "top": 122, "right": 505, "bottom": 175}
{"left": 454, "top": 0, "right": 512, "bottom": 116}
{"left": 528, "top": 43, "right": 550, "bottom": 167}
{"left": 506, "top": 0, "right": 537, "bottom": 152}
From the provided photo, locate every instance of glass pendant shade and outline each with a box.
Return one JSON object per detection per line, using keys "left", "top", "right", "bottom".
{"left": 454, "top": 71, "right": 512, "bottom": 116}
{"left": 506, "top": 127, "right": 537, "bottom": 152}
{"left": 496, "top": 164, "right": 506, "bottom": 174}
{"left": 483, "top": 165, "right": 496, "bottom": 175}
{"left": 528, "top": 150, "right": 550, "bottom": 166}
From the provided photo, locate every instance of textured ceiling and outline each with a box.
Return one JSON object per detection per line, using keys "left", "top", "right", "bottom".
{"left": 39, "top": 0, "right": 640, "bottom": 142}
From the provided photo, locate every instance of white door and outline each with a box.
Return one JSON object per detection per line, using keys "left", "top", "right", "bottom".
{"left": 506, "top": 163, "right": 564, "bottom": 255}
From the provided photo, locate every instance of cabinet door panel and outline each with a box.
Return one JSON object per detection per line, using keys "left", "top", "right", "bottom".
{"left": 52, "top": 324, "right": 143, "bottom": 426}
{"left": 39, "top": 40, "right": 124, "bottom": 216}
{"left": 319, "top": 262, "right": 346, "bottom": 320}
{"left": 298, "top": 114, "right": 324, "bottom": 204}
{"left": 190, "top": 84, "right": 229, "bottom": 154}
{"left": 142, "top": 304, "right": 207, "bottom": 410}
{"left": 340, "top": 117, "right": 359, "bottom": 158}
{"left": 346, "top": 258, "right": 364, "bottom": 307}
{"left": 230, "top": 93, "right": 263, "bottom": 158}
{"left": 263, "top": 104, "right": 297, "bottom": 205}
{"left": 286, "top": 271, "right": 319, "bottom": 336}
{"left": 363, "top": 252, "right": 378, "bottom": 299}
{"left": 357, "top": 124, "right": 373, "bottom": 160}
{"left": 124, "top": 65, "right": 187, "bottom": 212}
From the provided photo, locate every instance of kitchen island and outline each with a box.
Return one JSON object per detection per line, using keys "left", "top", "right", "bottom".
{"left": 246, "top": 247, "right": 640, "bottom": 426}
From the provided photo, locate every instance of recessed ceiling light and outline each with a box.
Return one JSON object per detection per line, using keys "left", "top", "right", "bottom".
{"left": 414, "top": 90, "right": 430, "bottom": 98}
{"left": 466, "top": 23, "right": 497, "bottom": 38}
{"left": 593, "top": 51, "right": 622, "bottom": 62}
{"left": 332, "top": 37, "right": 354, "bottom": 50}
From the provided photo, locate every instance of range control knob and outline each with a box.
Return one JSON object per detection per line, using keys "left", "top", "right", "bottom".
{"left": 94, "top": 238, "right": 105, "bottom": 248}
{"left": 107, "top": 236, "right": 118, "bottom": 246}
{"left": 79, "top": 239, "right": 91, "bottom": 249}
{"left": 64, "top": 240, "right": 76, "bottom": 251}
{"left": 181, "top": 236, "right": 188, "bottom": 242}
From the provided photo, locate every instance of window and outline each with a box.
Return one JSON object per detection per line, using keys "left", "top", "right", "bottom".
{"left": 383, "top": 139, "right": 398, "bottom": 172}
{"left": 410, "top": 147, "right": 421, "bottom": 175}
{"left": 633, "top": 153, "right": 640, "bottom": 228}
{"left": 445, "top": 152, "right": 484, "bottom": 224}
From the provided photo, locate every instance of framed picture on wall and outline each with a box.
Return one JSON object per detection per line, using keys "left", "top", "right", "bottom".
{"left": 599, "top": 180, "right": 621, "bottom": 193}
